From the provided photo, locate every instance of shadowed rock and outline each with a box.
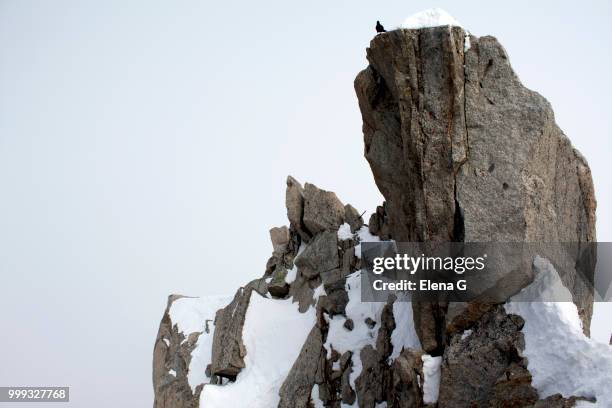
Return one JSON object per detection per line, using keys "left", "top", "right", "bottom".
{"left": 388, "top": 348, "right": 425, "bottom": 408}
{"left": 437, "top": 306, "right": 530, "bottom": 407}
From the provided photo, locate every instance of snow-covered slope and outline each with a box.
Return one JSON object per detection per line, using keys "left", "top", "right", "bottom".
{"left": 200, "top": 294, "right": 316, "bottom": 406}
{"left": 505, "top": 257, "right": 612, "bottom": 406}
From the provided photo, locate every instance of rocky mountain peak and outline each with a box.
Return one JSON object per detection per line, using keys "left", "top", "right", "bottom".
{"left": 153, "top": 14, "right": 609, "bottom": 408}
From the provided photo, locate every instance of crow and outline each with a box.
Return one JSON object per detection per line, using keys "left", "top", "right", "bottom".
{"left": 376, "top": 20, "right": 386, "bottom": 33}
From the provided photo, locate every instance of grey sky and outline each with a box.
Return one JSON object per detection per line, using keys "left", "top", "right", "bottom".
{"left": 0, "top": 0, "right": 610, "bottom": 406}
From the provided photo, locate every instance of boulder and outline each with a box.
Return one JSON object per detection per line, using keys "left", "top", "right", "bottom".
{"left": 368, "top": 203, "right": 392, "bottom": 240}
{"left": 437, "top": 306, "right": 528, "bottom": 407}
{"left": 344, "top": 204, "right": 364, "bottom": 233}
{"left": 343, "top": 318, "right": 354, "bottom": 331}
{"left": 302, "top": 182, "right": 345, "bottom": 234}
{"left": 316, "top": 280, "right": 348, "bottom": 316}
{"left": 210, "top": 287, "right": 252, "bottom": 378}
{"left": 355, "top": 345, "right": 387, "bottom": 408}
{"left": 269, "top": 225, "right": 290, "bottom": 255}
{"left": 267, "top": 266, "right": 290, "bottom": 298}
{"left": 286, "top": 176, "right": 311, "bottom": 241}
{"left": 387, "top": 348, "right": 424, "bottom": 408}
{"left": 294, "top": 230, "right": 340, "bottom": 279}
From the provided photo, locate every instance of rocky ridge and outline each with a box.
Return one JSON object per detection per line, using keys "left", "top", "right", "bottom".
{"left": 153, "top": 20, "right": 607, "bottom": 408}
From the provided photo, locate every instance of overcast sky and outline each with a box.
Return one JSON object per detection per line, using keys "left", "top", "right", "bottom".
{"left": 0, "top": 0, "right": 610, "bottom": 406}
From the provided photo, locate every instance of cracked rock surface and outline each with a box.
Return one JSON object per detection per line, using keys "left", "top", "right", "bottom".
{"left": 354, "top": 26, "right": 596, "bottom": 350}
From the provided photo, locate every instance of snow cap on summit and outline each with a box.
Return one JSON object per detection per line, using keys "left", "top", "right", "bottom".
{"left": 402, "top": 8, "right": 463, "bottom": 29}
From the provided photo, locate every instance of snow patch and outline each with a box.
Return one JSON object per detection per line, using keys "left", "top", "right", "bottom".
{"left": 402, "top": 8, "right": 462, "bottom": 29}
{"left": 354, "top": 226, "right": 381, "bottom": 258}
{"left": 421, "top": 355, "right": 442, "bottom": 404}
{"left": 200, "top": 293, "right": 316, "bottom": 407}
{"left": 505, "top": 256, "right": 612, "bottom": 405}
{"left": 390, "top": 293, "right": 421, "bottom": 359}
{"left": 169, "top": 296, "right": 232, "bottom": 391}
{"left": 337, "top": 223, "right": 355, "bottom": 241}
{"left": 285, "top": 264, "right": 297, "bottom": 284}
{"left": 324, "top": 271, "right": 386, "bottom": 388}
{"left": 310, "top": 384, "right": 326, "bottom": 408}
{"left": 313, "top": 284, "right": 327, "bottom": 302}
{"left": 169, "top": 296, "right": 229, "bottom": 337}
{"left": 460, "top": 329, "right": 472, "bottom": 340}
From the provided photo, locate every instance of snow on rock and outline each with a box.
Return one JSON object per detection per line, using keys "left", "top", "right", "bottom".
{"left": 200, "top": 293, "right": 316, "bottom": 407}
{"left": 323, "top": 268, "right": 420, "bottom": 395}
{"left": 505, "top": 256, "right": 612, "bottom": 405}
{"left": 285, "top": 264, "right": 298, "bottom": 284}
{"left": 324, "top": 271, "right": 385, "bottom": 388}
{"left": 460, "top": 329, "right": 473, "bottom": 341}
{"left": 421, "top": 354, "right": 442, "bottom": 404}
{"left": 390, "top": 293, "right": 421, "bottom": 359}
{"left": 169, "top": 296, "right": 230, "bottom": 337}
{"left": 354, "top": 226, "right": 381, "bottom": 258}
{"left": 168, "top": 295, "right": 232, "bottom": 391}
{"left": 337, "top": 223, "right": 355, "bottom": 241}
{"left": 401, "top": 8, "right": 471, "bottom": 52}
{"left": 313, "top": 284, "right": 327, "bottom": 302}
{"left": 286, "top": 243, "right": 306, "bottom": 284}
{"left": 402, "top": 8, "right": 462, "bottom": 29}
{"left": 310, "top": 385, "right": 326, "bottom": 408}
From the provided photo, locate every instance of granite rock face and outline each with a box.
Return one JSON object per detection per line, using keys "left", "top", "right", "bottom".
{"left": 354, "top": 26, "right": 596, "bottom": 349}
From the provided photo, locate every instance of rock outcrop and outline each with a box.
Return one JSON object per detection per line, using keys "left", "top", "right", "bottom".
{"left": 354, "top": 25, "right": 596, "bottom": 350}
{"left": 153, "top": 13, "right": 605, "bottom": 408}
{"left": 209, "top": 287, "right": 251, "bottom": 379}
{"left": 153, "top": 296, "right": 203, "bottom": 408}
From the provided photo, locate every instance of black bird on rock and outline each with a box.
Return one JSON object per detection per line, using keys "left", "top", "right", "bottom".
{"left": 376, "top": 20, "right": 386, "bottom": 33}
